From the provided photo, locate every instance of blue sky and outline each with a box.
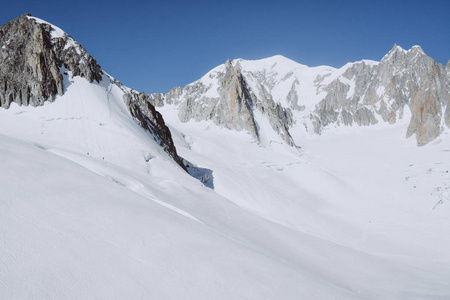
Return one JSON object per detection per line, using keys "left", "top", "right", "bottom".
{"left": 2, "top": 0, "right": 449, "bottom": 93}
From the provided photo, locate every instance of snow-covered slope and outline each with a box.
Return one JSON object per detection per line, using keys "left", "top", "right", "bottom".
{"left": 1, "top": 14, "right": 450, "bottom": 300}
{"left": 0, "top": 13, "right": 185, "bottom": 169}
{"left": 159, "top": 107, "right": 450, "bottom": 299}
{"left": 1, "top": 135, "right": 356, "bottom": 299}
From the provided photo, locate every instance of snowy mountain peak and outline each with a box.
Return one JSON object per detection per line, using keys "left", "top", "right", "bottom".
{"left": 0, "top": 13, "right": 103, "bottom": 108}
{"left": 150, "top": 45, "right": 449, "bottom": 146}
{"left": 27, "top": 14, "right": 67, "bottom": 39}
{"left": 381, "top": 44, "right": 406, "bottom": 61}
{"left": 392, "top": 43, "right": 406, "bottom": 51}
{"left": 0, "top": 14, "right": 187, "bottom": 170}
{"left": 409, "top": 45, "right": 424, "bottom": 53}
{"left": 233, "top": 54, "right": 309, "bottom": 72}
{"left": 382, "top": 44, "right": 429, "bottom": 63}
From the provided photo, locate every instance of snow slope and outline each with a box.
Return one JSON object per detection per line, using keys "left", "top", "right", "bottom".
{"left": 0, "top": 70, "right": 375, "bottom": 299}
{"left": 1, "top": 21, "right": 449, "bottom": 299}
{"left": 161, "top": 106, "right": 450, "bottom": 299}
{"left": 156, "top": 54, "right": 450, "bottom": 298}
{"left": 0, "top": 70, "right": 357, "bottom": 299}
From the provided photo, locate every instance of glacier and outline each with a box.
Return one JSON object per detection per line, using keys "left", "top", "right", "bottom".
{"left": 0, "top": 13, "right": 450, "bottom": 299}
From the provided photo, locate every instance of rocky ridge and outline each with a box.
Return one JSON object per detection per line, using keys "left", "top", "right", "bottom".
{"left": 151, "top": 47, "right": 449, "bottom": 146}
{"left": 312, "top": 45, "right": 449, "bottom": 146}
{"left": 149, "top": 59, "right": 295, "bottom": 146}
{"left": 0, "top": 14, "right": 186, "bottom": 170}
{"left": 122, "top": 89, "right": 187, "bottom": 170}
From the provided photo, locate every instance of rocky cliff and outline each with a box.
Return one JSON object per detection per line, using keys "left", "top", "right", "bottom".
{"left": 150, "top": 59, "right": 295, "bottom": 146}
{"left": 311, "top": 45, "right": 449, "bottom": 146}
{"left": 0, "top": 13, "right": 102, "bottom": 108}
{"left": 123, "top": 90, "right": 187, "bottom": 171}
{"left": 0, "top": 14, "right": 186, "bottom": 170}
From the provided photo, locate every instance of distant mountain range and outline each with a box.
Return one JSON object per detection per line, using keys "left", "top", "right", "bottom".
{"left": 147, "top": 46, "right": 449, "bottom": 147}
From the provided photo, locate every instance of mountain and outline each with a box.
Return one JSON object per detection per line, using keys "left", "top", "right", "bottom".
{"left": 0, "top": 13, "right": 186, "bottom": 170}
{"left": 149, "top": 47, "right": 449, "bottom": 146}
{"left": 1, "top": 14, "right": 450, "bottom": 300}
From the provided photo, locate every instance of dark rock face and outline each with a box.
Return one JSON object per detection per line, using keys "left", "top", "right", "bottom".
{"left": 0, "top": 14, "right": 63, "bottom": 107}
{"left": 124, "top": 92, "right": 187, "bottom": 171}
{"left": 1, "top": 14, "right": 187, "bottom": 171}
{"left": 0, "top": 13, "right": 103, "bottom": 108}
{"left": 52, "top": 33, "right": 103, "bottom": 84}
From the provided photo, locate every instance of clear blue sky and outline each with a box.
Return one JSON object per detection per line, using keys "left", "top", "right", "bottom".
{"left": 2, "top": 0, "right": 449, "bottom": 93}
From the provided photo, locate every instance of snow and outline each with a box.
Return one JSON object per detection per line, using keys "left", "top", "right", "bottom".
{"left": 376, "top": 86, "right": 385, "bottom": 97}
{"left": 0, "top": 70, "right": 360, "bottom": 299}
{"left": 1, "top": 39, "right": 9, "bottom": 49}
{"left": 1, "top": 36, "right": 450, "bottom": 298}
{"left": 1, "top": 136, "right": 339, "bottom": 299}
{"left": 360, "top": 59, "right": 379, "bottom": 66}
{"left": 28, "top": 16, "right": 66, "bottom": 39}
{"left": 382, "top": 44, "right": 409, "bottom": 61}
{"left": 27, "top": 16, "right": 81, "bottom": 54}
{"left": 159, "top": 98, "right": 450, "bottom": 299}
{"left": 190, "top": 55, "right": 380, "bottom": 134}
{"left": 236, "top": 55, "right": 310, "bottom": 73}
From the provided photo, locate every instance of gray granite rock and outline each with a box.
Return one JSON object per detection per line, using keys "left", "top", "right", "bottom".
{"left": 311, "top": 45, "right": 449, "bottom": 145}
{"left": 148, "top": 45, "right": 448, "bottom": 146}
{"left": 1, "top": 14, "right": 186, "bottom": 170}
{"left": 0, "top": 14, "right": 63, "bottom": 107}
{"left": 0, "top": 14, "right": 103, "bottom": 108}
{"left": 153, "top": 59, "right": 296, "bottom": 146}
{"left": 124, "top": 92, "right": 187, "bottom": 171}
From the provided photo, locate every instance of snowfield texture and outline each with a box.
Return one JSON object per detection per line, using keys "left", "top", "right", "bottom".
{"left": 1, "top": 15, "right": 450, "bottom": 300}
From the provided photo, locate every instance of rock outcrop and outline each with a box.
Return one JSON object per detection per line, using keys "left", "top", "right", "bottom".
{"left": 1, "top": 14, "right": 187, "bottom": 170}
{"left": 151, "top": 59, "right": 295, "bottom": 146}
{"left": 0, "top": 14, "right": 63, "bottom": 107}
{"left": 311, "top": 60, "right": 379, "bottom": 131}
{"left": 310, "top": 45, "right": 449, "bottom": 145}
{"left": 0, "top": 13, "right": 102, "bottom": 108}
{"left": 124, "top": 91, "right": 187, "bottom": 171}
